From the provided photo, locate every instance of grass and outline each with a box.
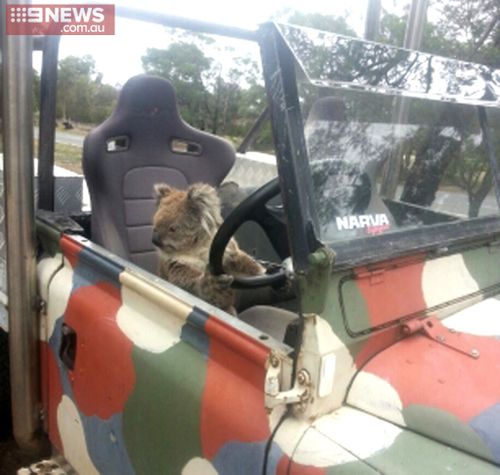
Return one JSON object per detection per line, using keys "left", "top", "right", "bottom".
{"left": 54, "top": 142, "right": 83, "bottom": 174}
{"left": 4, "top": 128, "right": 272, "bottom": 176}
{"left": 34, "top": 139, "right": 83, "bottom": 174}
{"left": 58, "top": 123, "right": 93, "bottom": 137}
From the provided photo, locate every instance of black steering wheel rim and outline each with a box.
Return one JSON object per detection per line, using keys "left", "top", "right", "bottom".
{"left": 209, "top": 178, "right": 288, "bottom": 289}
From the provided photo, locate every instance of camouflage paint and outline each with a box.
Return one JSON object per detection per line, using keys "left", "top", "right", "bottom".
{"left": 349, "top": 326, "right": 500, "bottom": 464}
{"left": 38, "top": 231, "right": 500, "bottom": 473}
{"left": 325, "top": 427, "right": 500, "bottom": 475}
{"left": 360, "top": 428, "right": 500, "bottom": 474}
{"left": 38, "top": 234, "right": 292, "bottom": 474}
{"left": 283, "top": 242, "right": 500, "bottom": 472}
{"left": 123, "top": 343, "right": 206, "bottom": 473}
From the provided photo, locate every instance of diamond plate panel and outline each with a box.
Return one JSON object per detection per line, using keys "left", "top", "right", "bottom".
{"left": 224, "top": 153, "right": 277, "bottom": 188}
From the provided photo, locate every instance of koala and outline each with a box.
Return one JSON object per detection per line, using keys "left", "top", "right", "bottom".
{"left": 152, "top": 183, "right": 265, "bottom": 314}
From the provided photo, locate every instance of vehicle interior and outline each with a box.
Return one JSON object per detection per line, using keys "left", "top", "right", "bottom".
{"left": 77, "top": 73, "right": 500, "bottom": 326}
{"left": 80, "top": 73, "right": 300, "bottom": 342}
{"left": 40, "top": 20, "right": 500, "bottom": 344}
{"left": 304, "top": 100, "right": 499, "bottom": 249}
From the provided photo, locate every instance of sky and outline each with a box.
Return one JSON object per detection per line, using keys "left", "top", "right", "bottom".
{"left": 33, "top": 0, "right": 403, "bottom": 86}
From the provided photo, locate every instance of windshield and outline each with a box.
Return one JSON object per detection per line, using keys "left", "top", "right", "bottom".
{"left": 277, "top": 23, "right": 500, "bottom": 244}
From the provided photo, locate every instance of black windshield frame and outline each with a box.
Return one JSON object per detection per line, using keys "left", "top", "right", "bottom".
{"left": 259, "top": 23, "right": 321, "bottom": 271}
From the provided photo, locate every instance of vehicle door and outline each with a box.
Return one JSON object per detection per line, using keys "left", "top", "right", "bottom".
{"left": 38, "top": 221, "right": 294, "bottom": 474}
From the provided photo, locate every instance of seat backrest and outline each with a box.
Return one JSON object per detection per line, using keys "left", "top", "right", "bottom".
{"left": 83, "top": 74, "right": 235, "bottom": 272}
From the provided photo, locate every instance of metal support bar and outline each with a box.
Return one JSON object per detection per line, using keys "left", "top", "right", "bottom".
{"left": 116, "top": 6, "right": 257, "bottom": 42}
{"left": 380, "top": 0, "right": 429, "bottom": 198}
{"left": 259, "top": 23, "right": 320, "bottom": 271}
{"left": 478, "top": 107, "right": 500, "bottom": 209}
{"left": 2, "top": 0, "right": 40, "bottom": 450}
{"left": 364, "top": 0, "right": 381, "bottom": 40}
{"left": 403, "top": 0, "right": 429, "bottom": 51}
{"left": 33, "top": 36, "right": 44, "bottom": 51}
{"left": 237, "top": 107, "right": 269, "bottom": 153}
{"left": 38, "top": 36, "right": 60, "bottom": 211}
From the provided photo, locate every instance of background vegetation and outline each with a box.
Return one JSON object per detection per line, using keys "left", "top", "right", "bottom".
{"left": 52, "top": 1, "right": 499, "bottom": 145}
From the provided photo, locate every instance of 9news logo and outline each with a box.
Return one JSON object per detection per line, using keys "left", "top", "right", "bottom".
{"left": 6, "top": 4, "right": 115, "bottom": 35}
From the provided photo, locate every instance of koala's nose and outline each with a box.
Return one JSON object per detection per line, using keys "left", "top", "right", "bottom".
{"left": 152, "top": 230, "right": 162, "bottom": 247}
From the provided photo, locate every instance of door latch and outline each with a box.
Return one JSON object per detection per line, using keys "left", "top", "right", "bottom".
{"left": 265, "top": 352, "right": 311, "bottom": 412}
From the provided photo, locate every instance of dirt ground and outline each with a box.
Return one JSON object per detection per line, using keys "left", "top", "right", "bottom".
{"left": 0, "top": 430, "right": 50, "bottom": 475}
{"left": 0, "top": 437, "right": 38, "bottom": 475}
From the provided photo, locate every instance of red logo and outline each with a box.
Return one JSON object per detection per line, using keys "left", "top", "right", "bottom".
{"left": 6, "top": 4, "right": 115, "bottom": 35}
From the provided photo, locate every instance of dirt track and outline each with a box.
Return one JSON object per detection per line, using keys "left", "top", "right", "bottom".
{"left": 0, "top": 437, "right": 37, "bottom": 475}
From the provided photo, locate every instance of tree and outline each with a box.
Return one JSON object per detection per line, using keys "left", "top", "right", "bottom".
{"left": 56, "top": 55, "right": 117, "bottom": 123}
{"left": 142, "top": 43, "right": 211, "bottom": 130}
{"left": 33, "top": 68, "right": 40, "bottom": 113}
{"left": 429, "top": 0, "right": 500, "bottom": 66}
{"left": 377, "top": 0, "right": 500, "bottom": 67}
{"left": 286, "top": 11, "right": 357, "bottom": 36}
{"left": 92, "top": 82, "right": 118, "bottom": 123}
{"left": 378, "top": 12, "right": 408, "bottom": 46}
{"left": 377, "top": 1, "right": 500, "bottom": 216}
{"left": 142, "top": 35, "right": 268, "bottom": 140}
{"left": 57, "top": 55, "right": 95, "bottom": 121}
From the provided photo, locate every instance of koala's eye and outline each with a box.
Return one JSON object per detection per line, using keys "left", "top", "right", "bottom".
{"left": 169, "top": 225, "right": 177, "bottom": 233}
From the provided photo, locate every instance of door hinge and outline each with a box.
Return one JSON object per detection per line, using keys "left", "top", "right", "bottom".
{"left": 402, "top": 315, "right": 480, "bottom": 359}
{"left": 265, "top": 353, "right": 311, "bottom": 412}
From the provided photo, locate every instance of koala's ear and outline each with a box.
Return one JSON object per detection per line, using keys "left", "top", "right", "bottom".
{"left": 187, "top": 184, "right": 221, "bottom": 234}
{"left": 187, "top": 183, "right": 217, "bottom": 205}
{"left": 154, "top": 183, "right": 172, "bottom": 203}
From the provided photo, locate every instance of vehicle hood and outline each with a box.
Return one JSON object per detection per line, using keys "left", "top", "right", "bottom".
{"left": 347, "top": 298, "right": 500, "bottom": 466}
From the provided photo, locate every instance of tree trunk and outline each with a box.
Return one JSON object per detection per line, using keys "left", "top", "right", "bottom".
{"left": 468, "top": 195, "right": 482, "bottom": 218}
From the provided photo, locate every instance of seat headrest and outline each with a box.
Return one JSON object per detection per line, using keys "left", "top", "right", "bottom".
{"left": 115, "top": 74, "right": 178, "bottom": 116}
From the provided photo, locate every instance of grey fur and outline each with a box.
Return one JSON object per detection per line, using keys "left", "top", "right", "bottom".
{"left": 153, "top": 183, "right": 265, "bottom": 314}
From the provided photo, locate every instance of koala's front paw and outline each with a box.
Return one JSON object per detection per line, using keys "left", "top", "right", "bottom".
{"left": 224, "top": 251, "right": 266, "bottom": 277}
{"left": 200, "top": 272, "right": 236, "bottom": 314}
{"left": 214, "top": 273, "right": 234, "bottom": 287}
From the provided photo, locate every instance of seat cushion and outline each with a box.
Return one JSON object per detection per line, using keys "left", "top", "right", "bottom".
{"left": 238, "top": 305, "right": 297, "bottom": 342}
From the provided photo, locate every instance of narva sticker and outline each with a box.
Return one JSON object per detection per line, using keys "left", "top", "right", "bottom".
{"left": 336, "top": 213, "right": 390, "bottom": 234}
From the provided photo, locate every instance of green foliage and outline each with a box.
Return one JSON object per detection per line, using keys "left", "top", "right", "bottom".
{"left": 143, "top": 43, "right": 211, "bottom": 130}
{"left": 56, "top": 55, "right": 117, "bottom": 123}
{"left": 429, "top": 0, "right": 500, "bottom": 66}
{"left": 92, "top": 82, "right": 118, "bottom": 123}
{"left": 143, "top": 44, "right": 211, "bottom": 82}
{"left": 141, "top": 34, "right": 268, "bottom": 142}
{"left": 138, "top": 11, "right": 358, "bottom": 148}
{"left": 378, "top": 12, "right": 407, "bottom": 45}
{"left": 377, "top": 0, "right": 500, "bottom": 67}
{"left": 49, "top": 2, "right": 498, "bottom": 169}
{"left": 375, "top": 1, "right": 500, "bottom": 216}
{"left": 33, "top": 68, "right": 40, "bottom": 113}
{"left": 287, "top": 11, "right": 357, "bottom": 36}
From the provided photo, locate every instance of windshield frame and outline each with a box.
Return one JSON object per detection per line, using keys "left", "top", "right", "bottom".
{"left": 259, "top": 22, "right": 500, "bottom": 268}
{"left": 259, "top": 22, "right": 321, "bottom": 271}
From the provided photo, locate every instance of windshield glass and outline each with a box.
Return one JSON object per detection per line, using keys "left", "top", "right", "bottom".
{"left": 277, "top": 23, "right": 500, "bottom": 243}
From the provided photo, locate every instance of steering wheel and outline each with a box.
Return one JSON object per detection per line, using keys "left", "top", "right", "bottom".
{"left": 209, "top": 178, "right": 289, "bottom": 289}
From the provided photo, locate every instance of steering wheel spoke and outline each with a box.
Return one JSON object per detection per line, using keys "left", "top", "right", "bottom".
{"left": 209, "top": 178, "right": 289, "bottom": 289}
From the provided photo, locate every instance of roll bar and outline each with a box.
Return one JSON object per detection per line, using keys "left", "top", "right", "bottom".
{"left": 2, "top": 0, "right": 41, "bottom": 451}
